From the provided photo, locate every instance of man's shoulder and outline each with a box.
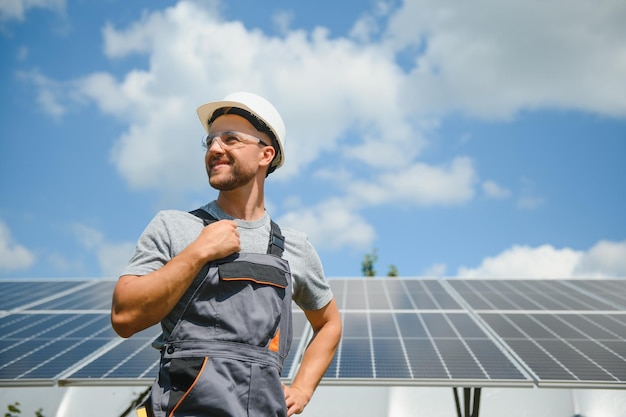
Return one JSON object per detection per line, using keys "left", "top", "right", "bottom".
{"left": 148, "top": 209, "right": 204, "bottom": 229}
{"left": 279, "top": 226, "right": 307, "bottom": 240}
{"left": 278, "top": 226, "right": 316, "bottom": 253}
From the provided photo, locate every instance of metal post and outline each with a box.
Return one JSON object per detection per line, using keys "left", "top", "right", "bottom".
{"left": 453, "top": 387, "right": 462, "bottom": 417}
{"left": 471, "top": 388, "right": 482, "bottom": 417}
{"left": 452, "top": 387, "right": 482, "bottom": 417}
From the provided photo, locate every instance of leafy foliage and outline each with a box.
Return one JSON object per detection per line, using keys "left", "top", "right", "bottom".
{"left": 4, "top": 403, "right": 44, "bottom": 417}
{"left": 361, "top": 249, "right": 400, "bottom": 277}
{"left": 361, "top": 249, "right": 378, "bottom": 277}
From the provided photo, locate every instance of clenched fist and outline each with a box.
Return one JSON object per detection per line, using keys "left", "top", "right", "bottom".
{"left": 191, "top": 219, "right": 241, "bottom": 262}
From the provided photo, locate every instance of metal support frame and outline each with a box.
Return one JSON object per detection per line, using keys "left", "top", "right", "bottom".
{"left": 453, "top": 387, "right": 482, "bottom": 417}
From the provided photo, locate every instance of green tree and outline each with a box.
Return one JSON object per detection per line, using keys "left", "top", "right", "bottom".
{"left": 362, "top": 250, "right": 400, "bottom": 277}
{"left": 361, "top": 249, "right": 378, "bottom": 277}
{"left": 4, "top": 403, "right": 44, "bottom": 417}
{"left": 5, "top": 402, "right": 21, "bottom": 417}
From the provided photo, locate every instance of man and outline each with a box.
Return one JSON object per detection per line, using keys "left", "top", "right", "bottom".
{"left": 111, "top": 92, "right": 342, "bottom": 417}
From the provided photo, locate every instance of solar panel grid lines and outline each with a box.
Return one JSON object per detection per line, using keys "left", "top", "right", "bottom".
{"left": 31, "top": 281, "right": 116, "bottom": 311}
{"left": 445, "top": 279, "right": 621, "bottom": 312}
{"left": 12, "top": 314, "right": 112, "bottom": 380}
{"left": 491, "top": 280, "right": 553, "bottom": 310}
{"left": 478, "top": 311, "right": 626, "bottom": 388}
{"left": 420, "top": 280, "right": 463, "bottom": 310}
{"left": 559, "top": 314, "right": 621, "bottom": 340}
{"left": 381, "top": 280, "right": 415, "bottom": 379}
{"left": 324, "top": 279, "right": 348, "bottom": 380}
{"left": 436, "top": 313, "right": 490, "bottom": 379}
{"left": 100, "top": 338, "right": 155, "bottom": 379}
{"left": 364, "top": 281, "right": 378, "bottom": 379}
{"left": 387, "top": 280, "right": 416, "bottom": 310}
{"left": 0, "top": 313, "right": 122, "bottom": 384}
{"left": 437, "top": 280, "right": 537, "bottom": 383}
{"left": 281, "top": 311, "right": 311, "bottom": 380}
{"left": 322, "top": 279, "right": 532, "bottom": 386}
{"left": 409, "top": 312, "right": 452, "bottom": 380}
{"left": 563, "top": 280, "right": 626, "bottom": 310}
{"left": 369, "top": 314, "right": 410, "bottom": 379}
{"left": 445, "top": 279, "right": 505, "bottom": 310}
{"left": 516, "top": 314, "right": 618, "bottom": 382}
{"left": 63, "top": 337, "right": 152, "bottom": 384}
{"left": 486, "top": 312, "right": 580, "bottom": 382}
{"left": 0, "top": 279, "right": 100, "bottom": 312}
{"left": 0, "top": 314, "right": 86, "bottom": 360}
{"left": 539, "top": 280, "right": 614, "bottom": 311}
{"left": 446, "top": 279, "right": 626, "bottom": 388}
{"left": 0, "top": 278, "right": 624, "bottom": 389}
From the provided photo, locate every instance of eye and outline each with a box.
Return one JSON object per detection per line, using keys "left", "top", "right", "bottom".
{"left": 222, "top": 134, "right": 243, "bottom": 146}
{"left": 203, "top": 134, "right": 215, "bottom": 148}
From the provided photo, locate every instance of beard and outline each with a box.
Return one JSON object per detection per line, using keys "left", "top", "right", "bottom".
{"left": 207, "top": 157, "right": 256, "bottom": 191}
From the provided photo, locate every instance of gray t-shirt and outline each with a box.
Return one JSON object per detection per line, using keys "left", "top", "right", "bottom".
{"left": 122, "top": 201, "right": 333, "bottom": 345}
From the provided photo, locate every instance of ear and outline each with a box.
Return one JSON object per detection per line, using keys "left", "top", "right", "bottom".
{"left": 258, "top": 145, "right": 276, "bottom": 169}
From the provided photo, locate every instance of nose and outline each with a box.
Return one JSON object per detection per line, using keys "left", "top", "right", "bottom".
{"left": 207, "top": 136, "right": 225, "bottom": 152}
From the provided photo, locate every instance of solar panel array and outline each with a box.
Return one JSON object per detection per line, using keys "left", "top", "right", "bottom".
{"left": 1, "top": 278, "right": 625, "bottom": 389}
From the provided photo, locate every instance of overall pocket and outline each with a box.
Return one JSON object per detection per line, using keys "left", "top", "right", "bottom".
{"left": 216, "top": 261, "right": 287, "bottom": 347}
{"left": 166, "top": 356, "right": 208, "bottom": 415}
{"left": 166, "top": 356, "right": 253, "bottom": 417}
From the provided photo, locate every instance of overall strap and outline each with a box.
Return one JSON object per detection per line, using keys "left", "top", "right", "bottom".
{"left": 189, "top": 208, "right": 217, "bottom": 225}
{"left": 268, "top": 220, "right": 285, "bottom": 257}
{"left": 189, "top": 208, "right": 285, "bottom": 257}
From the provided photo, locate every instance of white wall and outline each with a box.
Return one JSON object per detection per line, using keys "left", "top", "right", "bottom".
{"left": 2, "top": 386, "right": 626, "bottom": 417}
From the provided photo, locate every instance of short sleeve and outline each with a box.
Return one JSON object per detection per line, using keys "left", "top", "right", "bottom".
{"left": 283, "top": 228, "right": 334, "bottom": 311}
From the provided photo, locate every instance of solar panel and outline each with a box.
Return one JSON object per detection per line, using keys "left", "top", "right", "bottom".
{"left": 446, "top": 279, "right": 625, "bottom": 311}
{"left": 0, "top": 313, "right": 117, "bottom": 385}
{"left": 0, "top": 277, "right": 625, "bottom": 391}
{"left": 325, "top": 278, "right": 530, "bottom": 386}
{"left": 479, "top": 312, "right": 626, "bottom": 387}
{"left": 0, "top": 280, "right": 95, "bottom": 312}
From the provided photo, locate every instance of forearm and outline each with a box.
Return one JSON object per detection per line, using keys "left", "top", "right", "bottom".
{"left": 291, "top": 299, "right": 342, "bottom": 398}
{"left": 291, "top": 322, "right": 341, "bottom": 397}
{"left": 111, "top": 219, "right": 240, "bottom": 338}
{"left": 111, "top": 248, "right": 206, "bottom": 338}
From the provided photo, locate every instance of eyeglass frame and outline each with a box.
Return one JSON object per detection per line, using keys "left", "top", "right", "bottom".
{"left": 201, "top": 130, "right": 270, "bottom": 151}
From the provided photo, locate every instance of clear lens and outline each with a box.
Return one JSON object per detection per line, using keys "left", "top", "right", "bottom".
{"left": 202, "top": 131, "right": 267, "bottom": 150}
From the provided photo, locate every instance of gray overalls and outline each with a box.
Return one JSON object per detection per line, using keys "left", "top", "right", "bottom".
{"left": 148, "top": 211, "right": 293, "bottom": 417}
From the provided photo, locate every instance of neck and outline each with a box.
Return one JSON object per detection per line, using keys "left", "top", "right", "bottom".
{"left": 215, "top": 178, "right": 266, "bottom": 221}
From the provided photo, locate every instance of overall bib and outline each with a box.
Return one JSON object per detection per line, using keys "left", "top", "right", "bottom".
{"left": 148, "top": 211, "right": 293, "bottom": 417}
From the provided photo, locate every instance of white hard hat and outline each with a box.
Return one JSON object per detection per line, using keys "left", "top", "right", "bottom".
{"left": 197, "top": 92, "right": 286, "bottom": 172}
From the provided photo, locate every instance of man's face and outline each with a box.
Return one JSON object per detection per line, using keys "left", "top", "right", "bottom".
{"left": 204, "top": 114, "right": 271, "bottom": 191}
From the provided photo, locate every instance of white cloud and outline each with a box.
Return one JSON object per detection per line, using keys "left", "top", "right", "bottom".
{"left": 52, "top": 0, "right": 625, "bottom": 196}
{"left": 72, "top": 223, "right": 104, "bottom": 249}
{"left": 272, "top": 10, "right": 294, "bottom": 36}
{"left": 516, "top": 177, "right": 544, "bottom": 210}
{"left": 0, "top": 0, "right": 64, "bottom": 22}
{"left": 25, "top": 0, "right": 626, "bottom": 255}
{"left": 46, "top": 253, "right": 83, "bottom": 274}
{"left": 59, "top": 1, "right": 423, "bottom": 192}
{"left": 384, "top": 0, "right": 626, "bottom": 118}
{"left": 17, "top": 46, "right": 28, "bottom": 60}
{"left": 456, "top": 240, "right": 626, "bottom": 279}
{"left": 422, "top": 263, "right": 447, "bottom": 277}
{"left": 348, "top": 156, "right": 477, "bottom": 207}
{"left": 574, "top": 240, "right": 626, "bottom": 278}
{"left": 72, "top": 223, "right": 135, "bottom": 277}
{"left": 278, "top": 199, "right": 376, "bottom": 251}
{"left": 0, "top": 220, "right": 35, "bottom": 272}
{"left": 482, "top": 180, "right": 511, "bottom": 199}
{"left": 17, "top": 70, "right": 66, "bottom": 118}
{"left": 97, "top": 242, "right": 136, "bottom": 278}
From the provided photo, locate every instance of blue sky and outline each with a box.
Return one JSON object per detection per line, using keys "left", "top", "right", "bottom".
{"left": 1, "top": 0, "right": 625, "bottom": 279}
